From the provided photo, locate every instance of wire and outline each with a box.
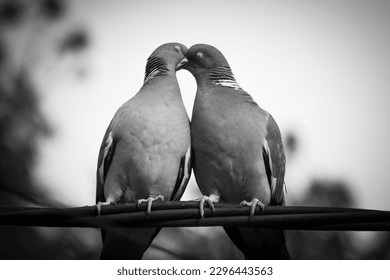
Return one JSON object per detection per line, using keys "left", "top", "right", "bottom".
{"left": 0, "top": 202, "right": 389, "bottom": 231}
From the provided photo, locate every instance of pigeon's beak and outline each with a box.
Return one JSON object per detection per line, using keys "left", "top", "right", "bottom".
{"left": 176, "top": 57, "right": 188, "bottom": 71}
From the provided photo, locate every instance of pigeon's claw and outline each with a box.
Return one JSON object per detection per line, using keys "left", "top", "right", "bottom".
{"left": 138, "top": 195, "right": 165, "bottom": 215}
{"left": 96, "top": 199, "right": 116, "bottom": 215}
{"left": 199, "top": 195, "right": 217, "bottom": 218}
{"left": 240, "top": 198, "right": 265, "bottom": 216}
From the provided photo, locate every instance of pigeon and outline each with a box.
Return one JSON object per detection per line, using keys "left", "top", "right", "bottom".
{"left": 177, "top": 44, "right": 290, "bottom": 259}
{"left": 96, "top": 42, "right": 191, "bottom": 259}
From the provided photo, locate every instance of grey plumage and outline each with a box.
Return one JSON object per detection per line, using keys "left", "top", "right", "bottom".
{"left": 178, "top": 43, "right": 290, "bottom": 259}
{"left": 96, "top": 42, "right": 191, "bottom": 259}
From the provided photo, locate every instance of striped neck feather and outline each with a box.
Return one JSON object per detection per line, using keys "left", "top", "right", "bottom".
{"left": 208, "top": 65, "right": 242, "bottom": 90}
{"left": 143, "top": 56, "right": 169, "bottom": 85}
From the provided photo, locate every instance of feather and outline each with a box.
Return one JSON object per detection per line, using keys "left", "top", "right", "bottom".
{"left": 170, "top": 143, "right": 191, "bottom": 201}
{"left": 143, "top": 56, "right": 168, "bottom": 85}
{"left": 208, "top": 65, "right": 242, "bottom": 90}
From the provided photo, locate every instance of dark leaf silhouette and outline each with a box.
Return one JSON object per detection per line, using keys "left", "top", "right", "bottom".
{"left": 0, "top": 0, "right": 24, "bottom": 25}
{"left": 285, "top": 132, "right": 298, "bottom": 155}
{"left": 59, "top": 29, "right": 89, "bottom": 54}
{"left": 39, "top": 0, "right": 65, "bottom": 20}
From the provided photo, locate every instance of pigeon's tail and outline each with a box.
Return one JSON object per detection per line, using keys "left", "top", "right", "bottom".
{"left": 224, "top": 227, "right": 290, "bottom": 260}
{"left": 100, "top": 227, "right": 160, "bottom": 260}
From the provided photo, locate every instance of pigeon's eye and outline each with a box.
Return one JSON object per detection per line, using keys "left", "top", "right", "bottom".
{"left": 196, "top": 52, "right": 204, "bottom": 59}
{"left": 174, "top": 46, "right": 182, "bottom": 54}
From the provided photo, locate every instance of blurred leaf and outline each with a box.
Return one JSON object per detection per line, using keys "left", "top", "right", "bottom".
{"left": 302, "top": 180, "right": 354, "bottom": 207}
{"left": 0, "top": 0, "right": 25, "bottom": 25}
{"left": 285, "top": 132, "right": 298, "bottom": 155}
{"left": 39, "top": 0, "right": 65, "bottom": 20}
{"left": 59, "top": 29, "right": 88, "bottom": 54}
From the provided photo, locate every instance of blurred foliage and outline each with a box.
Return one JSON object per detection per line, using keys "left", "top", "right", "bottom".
{"left": 287, "top": 180, "right": 358, "bottom": 259}
{"left": 0, "top": 71, "right": 52, "bottom": 206}
{"left": 59, "top": 29, "right": 89, "bottom": 54}
{"left": 0, "top": 0, "right": 66, "bottom": 26}
{"left": 287, "top": 179, "right": 390, "bottom": 259}
{"left": 39, "top": 0, "right": 66, "bottom": 20}
{"left": 285, "top": 132, "right": 298, "bottom": 156}
{"left": 0, "top": 0, "right": 96, "bottom": 259}
{"left": 0, "top": 0, "right": 24, "bottom": 25}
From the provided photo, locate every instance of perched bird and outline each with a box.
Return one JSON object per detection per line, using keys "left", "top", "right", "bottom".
{"left": 177, "top": 44, "right": 290, "bottom": 259}
{"left": 96, "top": 43, "right": 191, "bottom": 259}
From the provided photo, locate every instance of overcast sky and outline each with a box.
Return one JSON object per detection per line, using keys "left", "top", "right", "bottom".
{"left": 32, "top": 0, "right": 390, "bottom": 211}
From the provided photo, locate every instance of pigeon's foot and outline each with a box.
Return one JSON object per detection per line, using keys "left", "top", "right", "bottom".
{"left": 240, "top": 198, "right": 265, "bottom": 216}
{"left": 137, "top": 195, "right": 165, "bottom": 215}
{"left": 96, "top": 199, "right": 116, "bottom": 215}
{"left": 196, "top": 195, "right": 220, "bottom": 218}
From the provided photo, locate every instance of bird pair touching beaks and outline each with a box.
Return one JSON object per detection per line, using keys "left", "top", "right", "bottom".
{"left": 96, "top": 42, "right": 290, "bottom": 260}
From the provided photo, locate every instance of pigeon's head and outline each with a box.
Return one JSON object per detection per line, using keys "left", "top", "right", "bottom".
{"left": 149, "top": 42, "right": 188, "bottom": 70}
{"left": 177, "top": 44, "right": 230, "bottom": 75}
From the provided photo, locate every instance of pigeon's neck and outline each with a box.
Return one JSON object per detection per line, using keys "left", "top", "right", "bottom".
{"left": 207, "top": 65, "right": 242, "bottom": 90}
{"left": 143, "top": 56, "right": 169, "bottom": 85}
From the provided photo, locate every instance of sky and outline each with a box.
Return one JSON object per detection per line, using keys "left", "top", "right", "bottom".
{"left": 31, "top": 0, "right": 390, "bottom": 211}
